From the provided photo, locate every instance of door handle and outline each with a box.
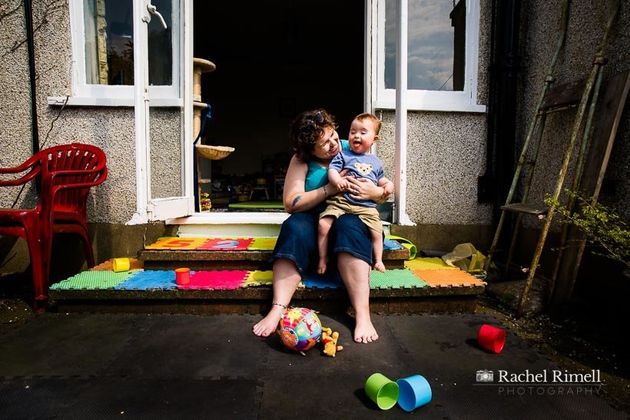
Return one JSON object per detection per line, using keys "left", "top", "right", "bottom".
{"left": 147, "top": 4, "right": 168, "bottom": 29}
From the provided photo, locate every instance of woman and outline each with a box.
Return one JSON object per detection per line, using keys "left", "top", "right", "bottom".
{"left": 252, "top": 109, "right": 389, "bottom": 343}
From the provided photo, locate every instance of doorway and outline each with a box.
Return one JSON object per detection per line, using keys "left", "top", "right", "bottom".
{"left": 193, "top": 1, "right": 364, "bottom": 211}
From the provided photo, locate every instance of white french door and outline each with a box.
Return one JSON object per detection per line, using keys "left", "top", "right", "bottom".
{"left": 130, "top": 0, "right": 194, "bottom": 224}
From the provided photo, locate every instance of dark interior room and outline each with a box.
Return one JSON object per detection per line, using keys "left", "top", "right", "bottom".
{"left": 193, "top": 0, "right": 364, "bottom": 210}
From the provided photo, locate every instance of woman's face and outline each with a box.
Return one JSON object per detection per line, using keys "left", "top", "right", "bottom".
{"left": 311, "top": 127, "right": 340, "bottom": 162}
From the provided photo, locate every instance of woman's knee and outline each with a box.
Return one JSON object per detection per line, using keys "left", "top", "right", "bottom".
{"left": 331, "top": 214, "right": 373, "bottom": 264}
{"left": 334, "top": 214, "right": 369, "bottom": 239}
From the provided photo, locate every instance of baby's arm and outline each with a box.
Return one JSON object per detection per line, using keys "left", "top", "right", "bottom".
{"left": 328, "top": 168, "right": 349, "bottom": 191}
{"left": 378, "top": 176, "right": 394, "bottom": 200}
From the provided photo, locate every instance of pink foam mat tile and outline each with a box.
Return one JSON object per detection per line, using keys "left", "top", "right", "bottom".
{"left": 197, "top": 238, "right": 254, "bottom": 251}
{"left": 177, "top": 270, "right": 249, "bottom": 289}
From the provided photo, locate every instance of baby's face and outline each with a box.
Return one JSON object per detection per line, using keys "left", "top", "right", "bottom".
{"left": 348, "top": 119, "right": 377, "bottom": 154}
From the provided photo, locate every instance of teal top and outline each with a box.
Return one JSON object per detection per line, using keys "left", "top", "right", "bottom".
{"left": 304, "top": 140, "right": 350, "bottom": 192}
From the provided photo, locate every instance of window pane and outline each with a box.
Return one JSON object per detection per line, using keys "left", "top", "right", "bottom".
{"left": 385, "top": 0, "right": 465, "bottom": 91}
{"left": 83, "top": 0, "right": 174, "bottom": 86}
{"left": 148, "top": 0, "right": 173, "bottom": 86}
{"left": 84, "top": 0, "right": 134, "bottom": 85}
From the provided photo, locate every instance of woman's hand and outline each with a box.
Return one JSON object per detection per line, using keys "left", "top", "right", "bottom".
{"left": 345, "top": 176, "right": 386, "bottom": 202}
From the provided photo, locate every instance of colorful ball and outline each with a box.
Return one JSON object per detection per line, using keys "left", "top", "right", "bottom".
{"left": 277, "top": 307, "right": 322, "bottom": 352}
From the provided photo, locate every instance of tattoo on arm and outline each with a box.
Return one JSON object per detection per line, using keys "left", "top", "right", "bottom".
{"left": 291, "top": 195, "right": 303, "bottom": 208}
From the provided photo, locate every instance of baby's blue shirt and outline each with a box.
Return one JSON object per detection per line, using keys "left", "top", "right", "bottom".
{"left": 328, "top": 149, "right": 384, "bottom": 208}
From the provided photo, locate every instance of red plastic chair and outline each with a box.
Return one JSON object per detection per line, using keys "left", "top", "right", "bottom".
{"left": 0, "top": 143, "right": 107, "bottom": 308}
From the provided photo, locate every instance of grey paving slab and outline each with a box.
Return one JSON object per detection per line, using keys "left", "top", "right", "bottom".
{"left": 105, "top": 314, "right": 266, "bottom": 378}
{"left": 0, "top": 314, "right": 141, "bottom": 376}
{"left": 0, "top": 312, "right": 625, "bottom": 419}
{"left": 0, "top": 377, "right": 259, "bottom": 419}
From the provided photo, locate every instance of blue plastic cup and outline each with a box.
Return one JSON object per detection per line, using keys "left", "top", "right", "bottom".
{"left": 396, "top": 374, "right": 432, "bottom": 412}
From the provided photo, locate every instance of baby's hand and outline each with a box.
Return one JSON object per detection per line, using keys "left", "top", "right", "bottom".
{"left": 334, "top": 179, "right": 349, "bottom": 191}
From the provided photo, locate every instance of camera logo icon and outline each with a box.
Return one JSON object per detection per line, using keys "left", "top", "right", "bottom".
{"left": 476, "top": 370, "right": 494, "bottom": 382}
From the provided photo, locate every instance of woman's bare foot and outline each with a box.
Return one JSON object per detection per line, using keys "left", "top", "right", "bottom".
{"left": 373, "top": 260, "right": 385, "bottom": 272}
{"left": 317, "top": 257, "right": 327, "bottom": 275}
{"left": 252, "top": 306, "right": 284, "bottom": 337}
{"left": 354, "top": 317, "right": 379, "bottom": 343}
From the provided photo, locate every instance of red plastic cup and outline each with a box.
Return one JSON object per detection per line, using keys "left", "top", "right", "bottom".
{"left": 477, "top": 324, "right": 506, "bottom": 353}
{"left": 175, "top": 267, "right": 191, "bottom": 285}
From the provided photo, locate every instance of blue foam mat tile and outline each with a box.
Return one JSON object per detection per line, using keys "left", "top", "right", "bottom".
{"left": 383, "top": 238, "right": 403, "bottom": 250}
{"left": 115, "top": 270, "right": 177, "bottom": 290}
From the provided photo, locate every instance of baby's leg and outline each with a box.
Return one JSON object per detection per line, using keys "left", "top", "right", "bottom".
{"left": 371, "top": 229, "right": 385, "bottom": 272}
{"left": 317, "top": 216, "right": 335, "bottom": 274}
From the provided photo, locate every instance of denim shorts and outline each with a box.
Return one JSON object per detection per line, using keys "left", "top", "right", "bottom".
{"left": 271, "top": 212, "right": 373, "bottom": 275}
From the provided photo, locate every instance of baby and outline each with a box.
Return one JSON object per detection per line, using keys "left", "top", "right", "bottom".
{"left": 317, "top": 113, "right": 394, "bottom": 274}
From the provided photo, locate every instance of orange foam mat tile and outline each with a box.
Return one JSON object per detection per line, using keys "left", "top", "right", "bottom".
{"left": 412, "top": 269, "right": 486, "bottom": 287}
{"left": 145, "top": 237, "right": 210, "bottom": 250}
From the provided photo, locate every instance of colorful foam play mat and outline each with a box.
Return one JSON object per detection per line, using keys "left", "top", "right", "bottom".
{"left": 51, "top": 261, "right": 484, "bottom": 292}
{"left": 145, "top": 236, "right": 406, "bottom": 252}
{"left": 51, "top": 237, "right": 484, "bottom": 291}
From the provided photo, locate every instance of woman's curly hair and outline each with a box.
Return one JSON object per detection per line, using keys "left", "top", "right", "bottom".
{"left": 289, "top": 109, "right": 337, "bottom": 162}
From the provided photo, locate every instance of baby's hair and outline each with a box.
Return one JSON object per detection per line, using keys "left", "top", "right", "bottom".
{"left": 290, "top": 109, "right": 337, "bottom": 161}
{"left": 354, "top": 113, "right": 382, "bottom": 135}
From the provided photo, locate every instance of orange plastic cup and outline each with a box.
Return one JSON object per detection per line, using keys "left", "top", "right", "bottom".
{"left": 477, "top": 324, "right": 506, "bottom": 353}
{"left": 175, "top": 267, "right": 191, "bottom": 285}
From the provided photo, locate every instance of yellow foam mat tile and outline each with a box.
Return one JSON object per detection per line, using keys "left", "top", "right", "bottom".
{"left": 405, "top": 257, "right": 456, "bottom": 271}
{"left": 412, "top": 269, "right": 486, "bottom": 287}
{"left": 248, "top": 237, "right": 277, "bottom": 251}
{"left": 243, "top": 270, "right": 273, "bottom": 286}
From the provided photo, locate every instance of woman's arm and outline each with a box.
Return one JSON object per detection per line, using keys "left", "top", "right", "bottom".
{"left": 283, "top": 155, "right": 337, "bottom": 213}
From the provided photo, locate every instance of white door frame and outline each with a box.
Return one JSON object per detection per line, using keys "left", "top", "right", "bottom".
{"left": 129, "top": 0, "right": 194, "bottom": 225}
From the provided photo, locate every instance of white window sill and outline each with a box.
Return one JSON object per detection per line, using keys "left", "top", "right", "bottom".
{"left": 374, "top": 100, "right": 486, "bottom": 113}
{"left": 167, "top": 212, "right": 290, "bottom": 225}
{"left": 47, "top": 96, "right": 183, "bottom": 107}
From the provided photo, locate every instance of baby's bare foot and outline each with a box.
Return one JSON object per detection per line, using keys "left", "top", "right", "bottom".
{"left": 373, "top": 261, "right": 386, "bottom": 272}
{"left": 317, "top": 258, "right": 327, "bottom": 275}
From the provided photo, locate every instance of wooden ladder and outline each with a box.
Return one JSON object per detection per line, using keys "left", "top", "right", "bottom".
{"left": 484, "top": 1, "right": 622, "bottom": 316}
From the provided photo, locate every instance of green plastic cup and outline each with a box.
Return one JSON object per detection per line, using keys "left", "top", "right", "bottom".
{"left": 364, "top": 373, "right": 399, "bottom": 410}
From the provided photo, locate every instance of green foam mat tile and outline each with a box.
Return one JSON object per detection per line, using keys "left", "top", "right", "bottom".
{"left": 50, "top": 270, "right": 137, "bottom": 290}
{"left": 369, "top": 269, "right": 427, "bottom": 289}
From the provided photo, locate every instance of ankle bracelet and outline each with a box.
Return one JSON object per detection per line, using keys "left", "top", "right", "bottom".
{"left": 272, "top": 301, "right": 288, "bottom": 309}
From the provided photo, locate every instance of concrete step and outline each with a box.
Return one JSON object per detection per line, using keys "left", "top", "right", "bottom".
{"left": 49, "top": 283, "right": 484, "bottom": 314}
{"left": 138, "top": 248, "right": 410, "bottom": 270}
